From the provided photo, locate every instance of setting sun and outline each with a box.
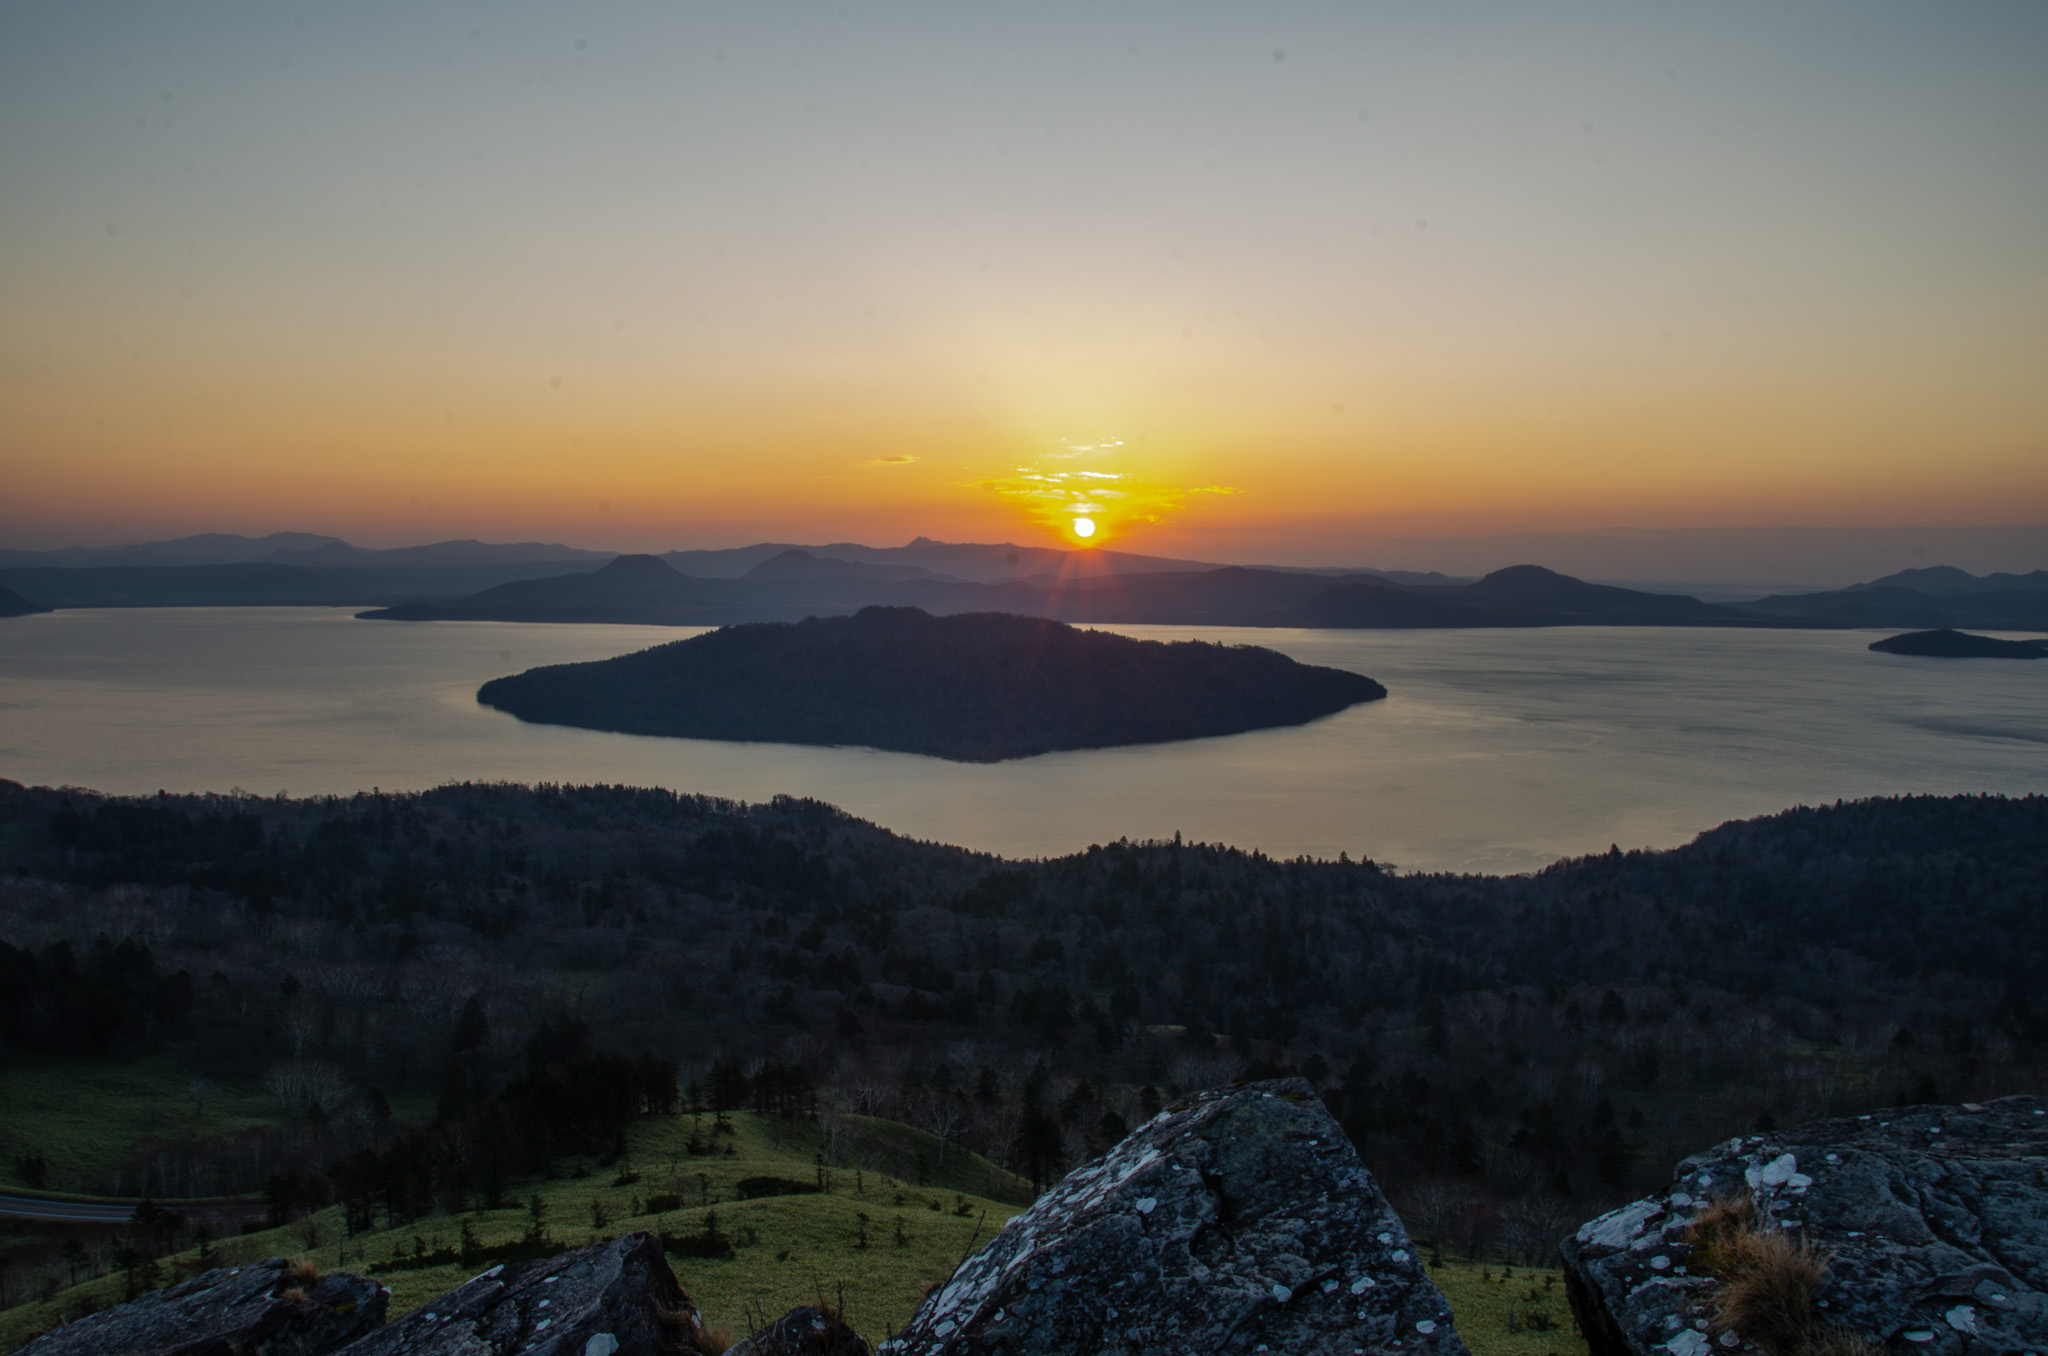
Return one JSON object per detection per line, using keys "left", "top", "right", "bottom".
{"left": 1072, "top": 517, "right": 1096, "bottom": 539}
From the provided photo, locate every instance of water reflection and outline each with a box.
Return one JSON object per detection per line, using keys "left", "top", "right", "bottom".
{"left": 1, "top": 608, "right": 2042, "bottom": 874}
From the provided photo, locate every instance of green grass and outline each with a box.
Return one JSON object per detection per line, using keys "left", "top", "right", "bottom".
{"left": 0, "top": 1055, "right": 283, "bottom": 1194}
{"left": 0, "top": 1111, "right": 1028, "bottom": 1353}
{"left": 1428, "top": 1259, "right": 1588, "bottom": 1356}
{"left": 0, "top": 1103, "right": 1586, "bottom": 1356}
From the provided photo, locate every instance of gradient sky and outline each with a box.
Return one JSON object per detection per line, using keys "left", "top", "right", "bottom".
{"left": 4, "top": 2, "right": 2045, "bottom": 565}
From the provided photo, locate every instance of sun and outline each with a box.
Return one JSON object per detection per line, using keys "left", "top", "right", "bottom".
{"left": 1071, "top": 517, "right": 1097, "bottom": 539}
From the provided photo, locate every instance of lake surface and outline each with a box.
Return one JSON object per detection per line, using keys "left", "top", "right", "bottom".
{"left": 1, "top": 607, "right": 2042, "bottom": 874}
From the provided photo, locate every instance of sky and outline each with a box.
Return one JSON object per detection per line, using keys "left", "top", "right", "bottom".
{"left": 4, "top": 2, "right": 2045, "bottom": 574}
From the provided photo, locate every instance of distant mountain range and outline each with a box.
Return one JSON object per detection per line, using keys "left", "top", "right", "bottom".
{"left": 0, "top": 533, "right": 605, "bottom": 571}
{"left": 1736, "top": 566, "right": 2048, "bottom": 631}
{"left": 2, "top": 530, "right": 2042, "bottom": 631}
{"left": 0, "top": 532, "right": 1463, "bottom": 612}
{"left": 359, "top": 553, "right": 1806, "bottom": 630}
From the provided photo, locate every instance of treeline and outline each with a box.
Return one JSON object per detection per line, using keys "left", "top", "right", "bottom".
{"left": 0, "top": 937, "right": 193, "bottom": 1056}
{"left": 1, "top": 779, "right": 2043, "bottom": 1242}
{"left": 324, "top": 1046, "right": 679, "bottom": 1234}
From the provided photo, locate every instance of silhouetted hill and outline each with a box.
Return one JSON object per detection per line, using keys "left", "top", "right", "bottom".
{"left": 1869, "top": 628, "right": 2048, "bottom": 658}
{"left": 740, "top": 549, "right": 962, "bottom": 583}
{"left": 1737, "top": 579, "right": 2048, "bottom": 630}
{"left": 1444, "top": 565, "right": 1747, "bottom": 624}
{"left": 0, "top": 560, "right": 612, "bottom": 609}
{"left": 0, "top": 531, "right": 345, "bottom": 569}
{"left": 0, "top": 586, "right": 50, "bottom": 617}
{"left": 1858, "top": 566, "right": 2048, "bottom": 595}
{"left": 263, "top": 537, "right": 607, "bottom": 569}
{"left": 368, "top": 558, "right": 1810, "bottom": 630}
{"left": 361, "top": 553, "right": 706, "bottom": 621}
{"left": 0, "top": 532, "right": 605, "bottom": 572}
{"left": 476, "top": 605, "right": 1387, "bottom": 760}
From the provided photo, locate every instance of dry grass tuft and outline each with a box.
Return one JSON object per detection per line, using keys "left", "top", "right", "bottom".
{"left": 656, "top": 1302, "right": 728, "bottom": 1356}
{"left": 284, "top": 1258, "right": 322, "bottom": 1284}
{"left": 682, "top": 1324, "right": 731, "bottom": 1356}
{"left": 1709, "top": 1230, "right": 1831, "bottom": 1356}
{"left": 277, "top": 1287, "right": 309, "bottom": 1306}
{"left": 1683, "top": 1192, "right": 1836, "bottom": 1356}
{"left": 1808, "top": 1328, "right": 1887, "bottom": 1356}
{"left": 1686, "top": 1193, "right": 1756, "bottom": 1252}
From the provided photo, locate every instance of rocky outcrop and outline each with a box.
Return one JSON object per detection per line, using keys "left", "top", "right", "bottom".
{"left": 1561, "top": 1097, "right": 2048, "bottom": 1356}
{"left": 881, "top": 1078, "right": 1468, "bottom": 1356}
{"left": 726, "top": 1305, "right": 872, "bottom": 1356}
{"left": 20, "top": 1254, "right": 386, "bottom": 1355}
{"left": 334, "top": 1231, "right": 703, "bottom": 1355}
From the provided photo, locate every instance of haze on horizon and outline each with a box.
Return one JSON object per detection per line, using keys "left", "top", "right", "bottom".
{"left": 3, "top": 2, "right": 2045, "bottom": 575}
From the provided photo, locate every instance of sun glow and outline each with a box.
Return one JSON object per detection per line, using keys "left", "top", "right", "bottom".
{"left": 983, "top": 441, "right": 1236, "bottom": 548}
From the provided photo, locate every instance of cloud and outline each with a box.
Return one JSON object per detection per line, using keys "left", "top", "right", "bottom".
{"left": 867, "top": 455, "right": 918, "bottom": 466}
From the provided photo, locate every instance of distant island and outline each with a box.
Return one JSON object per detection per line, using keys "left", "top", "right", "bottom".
{"left": 476, "top": 606, "right": 1387, "bottom": 761}
{"left": 1868, "top": 628, "right": 2048, "bottom": 659}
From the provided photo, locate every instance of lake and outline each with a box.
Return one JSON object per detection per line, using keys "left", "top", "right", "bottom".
{"left": 1, "top": 607, "right": 2042, "bottom": 874}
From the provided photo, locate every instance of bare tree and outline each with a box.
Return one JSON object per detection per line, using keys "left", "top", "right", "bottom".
{"left": 265, "top": 1060, "right": 351, "bottom": 1118}
{"left": 907, "top": 1092, "right": 969, "bottom": 1166}
{"left": 1399, "top": 1181, "right": 1480, "bottom": 1252}
{"left": 1499, "top": 1195, "right": 1581, "bottom": 1266}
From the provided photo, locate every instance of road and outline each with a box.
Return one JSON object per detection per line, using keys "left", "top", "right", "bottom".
{"left": 0, "top": 1192, "right": 263, "bottom": 1223}
{"left": 0, "top": 1191, "right": 140, "bottom": 1222}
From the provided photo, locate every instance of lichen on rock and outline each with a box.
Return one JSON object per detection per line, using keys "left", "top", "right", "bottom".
{"left": 19, "top": 1254, "right": 386, "bottom": 1356}
{"left": 881, "top": 1077, "right": 1469, "bottom": 1355}
{"left": 1560, "top": 1097, "right": 2048, "bottom": 1356}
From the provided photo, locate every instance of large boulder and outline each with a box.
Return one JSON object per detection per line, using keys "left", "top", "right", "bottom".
{"left": 20, "top": 1254, "right": 386, "bottom": 1355}
{"left": 334, "top": 1231, "right": 704, "bottom": 1356}
{"left": 1560, "top": 1096, "right": 2048, "bottom": 1356}
{"left": 880, "top": 1078, "right": 1469, "bottom": 1355}
{"left": 726, "top": 1305, "right": 871, "bottom": 1356}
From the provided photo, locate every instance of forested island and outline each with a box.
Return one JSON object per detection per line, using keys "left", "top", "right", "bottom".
{"left": 476, "top": 605, "right": 1387, "bottom": 760}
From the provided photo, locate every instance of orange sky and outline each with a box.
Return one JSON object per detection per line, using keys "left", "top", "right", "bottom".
{"left": 4, "top": 3, "right": 2045, "bottom": 563}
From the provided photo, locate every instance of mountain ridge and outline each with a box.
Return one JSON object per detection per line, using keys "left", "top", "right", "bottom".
{"left": 361, "top": 558, "right": 1814, "bottom": 630}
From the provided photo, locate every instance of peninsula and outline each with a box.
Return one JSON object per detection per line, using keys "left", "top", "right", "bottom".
{"left": 1868, "top": 627, "right": 2048, "bottom": 659}
{"left": 475, "top": 605, "right": 1387, "bottom": 760}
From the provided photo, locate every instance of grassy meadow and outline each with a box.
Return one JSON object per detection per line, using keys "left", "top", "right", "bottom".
{"left": 1, "top": 1090, "right": 1587, "bottom": 1356}
{"left": 1430, "top": 1259, "right": 1587, "bottom": 1356}
{"left": 0, "top": 1056, "right": 281, "bottom": 1195}
{"left": 0, "top": 1109, "right": 1028, "bottom": 1353}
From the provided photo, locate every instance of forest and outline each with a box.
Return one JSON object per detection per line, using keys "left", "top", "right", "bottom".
{"left": 0, "top": 778, "right": 2042, "bottom": 1283}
